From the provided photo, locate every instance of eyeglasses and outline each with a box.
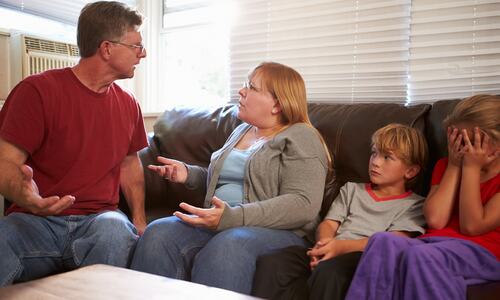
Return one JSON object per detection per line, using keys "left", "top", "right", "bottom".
{"left": 242, "top": 80, "right": 261, "bottom": 92}
{"left": 109, "top": 41, "right": 145, "bottom": 54}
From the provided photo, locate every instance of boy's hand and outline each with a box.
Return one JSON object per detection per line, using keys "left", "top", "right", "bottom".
{"left": 307, "top": 239, "right": 344, "bottom": 269}
{"left": 447, "top": 127, "right": 464, "bottom": 167}
{"left": 308, "top": 238, "right": 333, "bottom": 268}
{"left": 462, "top": 127, "right": 499, "bottom": 169}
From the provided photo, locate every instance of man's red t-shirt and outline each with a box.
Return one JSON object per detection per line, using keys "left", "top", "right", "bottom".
{"left": 421, "top": 158, "right": 500, "bottom": 259}
{"left": 0, "top": 68, "right": 148, "bottom": 215}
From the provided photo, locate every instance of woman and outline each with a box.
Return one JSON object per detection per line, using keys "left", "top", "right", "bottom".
{"left": 131, "top": 62, "right": 331, "bottom": 294}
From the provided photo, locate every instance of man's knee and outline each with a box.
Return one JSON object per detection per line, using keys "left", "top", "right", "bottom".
{"left": 73, "top": 212, "right": 138, "bottom": 267}
{"left": 90, "top": 211, "right": 137, "bottom": 243}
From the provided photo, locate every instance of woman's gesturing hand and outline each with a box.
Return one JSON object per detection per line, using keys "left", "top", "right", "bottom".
{"left": 173, "top": 196, "right": 225, "bottom": 230}
{"left": 148, "top": 156, "right": 188, "bottom": 183}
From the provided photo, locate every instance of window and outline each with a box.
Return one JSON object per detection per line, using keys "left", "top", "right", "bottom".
{"left": 0, "top": 0, "right": 136, "bottom": 26}
{"left": 0, "top": 6, "right": 76, "bottom": 44}
{"left": 230, "top": 0, "right": 412, "bottom": 103}
{"left": 229, "top": 0, "right": 500, "bottom": 104}
{"left": 157, "top": 0, "right": 237, "bottom": 111}
{"left": 2, "top": 0, "right": 499, "bottom": 112}
{"left": 408, "top": 0, "right": 500, "bottom": 103}
{"left": 0, "top": 0, "right": 138, "bottom": 96}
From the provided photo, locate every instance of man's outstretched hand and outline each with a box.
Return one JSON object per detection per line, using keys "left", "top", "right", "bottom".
{"left": 18, "top": 165, "right": 75, "bottom": 216}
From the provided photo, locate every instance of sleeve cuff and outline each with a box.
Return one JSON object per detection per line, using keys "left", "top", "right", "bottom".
{"left": 216, "top": 203, "right": 244, "bottom": 231}
{"left": 388, "top": 225, "right": 425, "bottom": 235}
{"left": 324, "top": 215, "right": 344, "bottom": 223}
{"left": 184, "top": 164, "right": 205, "bottom": 190}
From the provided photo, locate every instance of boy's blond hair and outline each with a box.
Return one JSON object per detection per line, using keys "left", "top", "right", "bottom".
{"left": 372, "top": 123, "right": 428, "bottom": 187}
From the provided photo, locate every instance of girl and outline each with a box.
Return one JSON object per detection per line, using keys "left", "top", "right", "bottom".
{"left": 345, "top": 94, "right": 500, "bottom": 300}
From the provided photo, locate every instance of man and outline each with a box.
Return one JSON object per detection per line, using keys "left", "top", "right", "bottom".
{"left": 0, "top": 1, "right": 148, "bottom": 286}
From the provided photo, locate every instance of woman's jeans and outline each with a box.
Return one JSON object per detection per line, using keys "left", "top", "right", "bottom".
{"left": 0, "top": 211, "right": 138, "bottom": 286}
{"left": 130, "top": 216, "right": 308, "bottom": 294}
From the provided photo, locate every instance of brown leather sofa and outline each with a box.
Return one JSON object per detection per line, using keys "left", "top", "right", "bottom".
{"left": 131, "top": 99, "right": 499, "bottom": 300}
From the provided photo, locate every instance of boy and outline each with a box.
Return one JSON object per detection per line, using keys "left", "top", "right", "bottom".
{"left": 252, "top": 123, "right": 428, "bottom": 300}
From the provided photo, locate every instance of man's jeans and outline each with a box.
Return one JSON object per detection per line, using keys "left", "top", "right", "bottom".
{"left": 0, "top": 210, "right": 138, "bottom": 286}
{"left": 130, "top": 216, "right": 308, "bottom": 295}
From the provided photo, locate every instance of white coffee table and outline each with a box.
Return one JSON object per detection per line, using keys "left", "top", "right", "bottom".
{"left": 0, "top": 264, "right": 261, "bottom": 300}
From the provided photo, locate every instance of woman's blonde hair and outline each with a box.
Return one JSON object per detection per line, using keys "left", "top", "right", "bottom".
{"left": 443, "top": 94, "right": 500, "bottom": 143}
{"left": 372, "top": 123, "right": 428, "bottom": 187}
{"left": 249, "top": 62, "right": 332, "bottom": 168}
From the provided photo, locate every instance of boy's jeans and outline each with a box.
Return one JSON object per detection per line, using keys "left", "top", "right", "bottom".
{"left": 0, "top": 210, "right": 138, "bottom": 286}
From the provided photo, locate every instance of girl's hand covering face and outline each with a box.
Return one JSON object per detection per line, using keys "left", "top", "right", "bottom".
{"left": 447, "top": 126, "right": 465, "bottom": 167}
{"left": 462, "top": 127, "right": 499, "bottom": 168}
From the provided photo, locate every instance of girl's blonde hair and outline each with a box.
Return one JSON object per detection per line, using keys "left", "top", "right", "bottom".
{"left": 372, "top": 123, "right": 428, "bottom": 187}
{"left": 249, "top": 62, "right": 332, "bottom": 169}
{"left": 443, "top": 94, "right": 500, "bottom": 143}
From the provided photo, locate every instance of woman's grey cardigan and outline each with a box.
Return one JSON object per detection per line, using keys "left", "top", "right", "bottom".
{"left": 185, "top": 122, "right": 329, "bottom": 238}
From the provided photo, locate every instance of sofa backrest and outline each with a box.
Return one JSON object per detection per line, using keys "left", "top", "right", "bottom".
{"left": 137, "top": 100, "right": 460, "bottom": 221}
{"left": 422, "top": 99, "right": 461, "bottom": 194}
{"left": 308, "top": 102, "right": 430, "bottom": 216}
{"left": 137, "top": 105, "right": 242, "bottom": 219}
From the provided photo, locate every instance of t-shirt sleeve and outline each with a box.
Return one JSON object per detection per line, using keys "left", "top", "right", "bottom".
{"left": 430, "top": 157, "right": 448, "bottom": 186}
{"left": 127, "top": 100, "right": 148, "bottom": 155}
{"left": 0, "top": 82, "right": 44, "bottom": 154}
{"left": 387, "top": 200, "right": 426, "bottom": 234}
{"left": 324, "top": 183, "right": 351, "bottom": 223}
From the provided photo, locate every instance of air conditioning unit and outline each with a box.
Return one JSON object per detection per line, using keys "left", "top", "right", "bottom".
{"left": 9, "top": 33, "right": 80, "bottom": 91}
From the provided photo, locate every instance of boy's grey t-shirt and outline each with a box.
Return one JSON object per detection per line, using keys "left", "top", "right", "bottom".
{"left": 326, "top": 182, "right": 426, "bottom": 240}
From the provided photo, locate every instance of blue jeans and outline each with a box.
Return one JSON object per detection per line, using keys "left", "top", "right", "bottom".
{"left": 0, "top": 211, "right": 138, "bottom": 286}
{"left": 130, "top": 216, "right": 308, "bottom": 294}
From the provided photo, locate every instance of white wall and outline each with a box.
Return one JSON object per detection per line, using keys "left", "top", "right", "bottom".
{"left": 0, "top": 29, "right": 10, "bottom": 107}
{"left": 0, "top": 29, "right": 8, "bottom": 216}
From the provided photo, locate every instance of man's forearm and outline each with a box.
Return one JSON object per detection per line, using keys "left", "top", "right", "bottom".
{"left": 123, "top": 186, "right": 145, "bottom": 218}
{"left": 0, "top": 159, "right": 25, "bottom": 204}
{"left": 120, "top": 155, "right": 146, "bottom": 223}
{"left": 0, "top": 138, "right": 29, "bottom": 205}
{"left": 124, "top": 183, "right": 146, "bottom": 223}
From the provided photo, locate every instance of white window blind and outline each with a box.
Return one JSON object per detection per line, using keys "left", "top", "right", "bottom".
{"left": 0, "top": 0, "right": 137, "bottom": 25}
{"left": 230, "top": 0, "right": 412, "bottom": 103}
{"left": 408, "top": 0, "right": 500, "bottom": 103}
